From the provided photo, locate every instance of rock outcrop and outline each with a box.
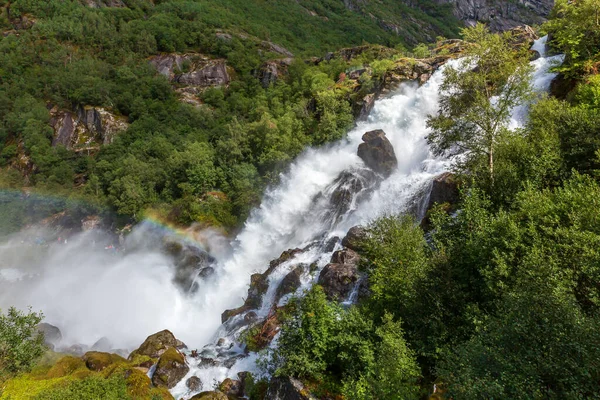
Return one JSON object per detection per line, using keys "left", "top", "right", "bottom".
{"left": 318, "top": 263, "right": 359, "bottom": 300}
{"left": 82, "top": 351, "right": 126, "bottom": 372}
{"left": 255, "top": 58, "right": 293, "bottom": 88}
{"left": 435, "top": 0, "right": 553, "bottom": 31}
{"left": 36, "top": 323, "right": 62, "bottom": 349}
{"left": 265, "top": 376, "right": 317, "bottom": 400}
{"left": 50, "top": 105, "right": 128, "bottom": 151}
{"left": 219, "top": 378, "right": 244, "bottom": 398}
{"left": 341, "top": 226, "right": 369, "bottom": 253}
{"left": 357, "top": 129, "right": 398, "bottom": 177}
{"left": 150, "top": 54, "right": 230, "bottom": 88}
{"left": 150, "top": 53, "right": 230, "bottom": 106}
{"left": 427, "top": 172, "right": 460, "bottom": 210}
{"left": 151, "top": 347, "right": 189, "bottom": 389}
{"left": 275, "top": 265, "right": 303, "bottom": 303}
{"left": 128, "top": 329, "right": 186, "bottom": 360}
{"left": 187, "top": 376, "right": 203, "bottom": 392}
{"left": 163, "top": 237, "right": 216, "bottom": 292}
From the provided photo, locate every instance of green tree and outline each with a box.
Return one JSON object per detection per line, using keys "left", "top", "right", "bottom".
{"left": 427, "top": 24, "right": 533, "bottom": 184}
{"left": 0, "top": 307, "right": 46, "bottom": 382}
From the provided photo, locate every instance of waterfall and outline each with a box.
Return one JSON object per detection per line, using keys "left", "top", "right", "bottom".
{"left": 0, "top": 36, "right": 561, "bottom": 399}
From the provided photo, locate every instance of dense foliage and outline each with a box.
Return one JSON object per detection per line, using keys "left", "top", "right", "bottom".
{"left": 0, "top": 0, "right": 461, "bottom": 230}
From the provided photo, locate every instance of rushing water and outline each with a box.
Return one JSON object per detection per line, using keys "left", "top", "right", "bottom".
{"left": 0, "top": 37, "right": 561, "bottom": 399}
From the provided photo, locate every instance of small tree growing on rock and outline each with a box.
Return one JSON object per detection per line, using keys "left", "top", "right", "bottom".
{"left": 426, "top": 24, "right": 534, "bottom": 186}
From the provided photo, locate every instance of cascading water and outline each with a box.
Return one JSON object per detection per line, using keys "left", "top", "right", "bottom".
{"left": 0, "top": 36, "right": 561, "bottom": 399}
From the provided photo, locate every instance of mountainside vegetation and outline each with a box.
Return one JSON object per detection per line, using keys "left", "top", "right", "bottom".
{"left": 2, "top": 0, "right": 600, "bottom": 399}
{"left": 0, "top": 0, "right": 462, "bottom": 234}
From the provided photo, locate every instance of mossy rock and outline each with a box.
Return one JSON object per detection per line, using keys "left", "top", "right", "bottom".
{"left": 128, "top": 353, "right": 155, "bottom": 369}
{"left": 46, "top": 356, "right": 86, "bottom": 378}
{"left": 151, "top": 347, "right": 189, "bottom": 389}
{"left": 82, "top": 351, "right": 126, "bottom": 371}
{"left": 219, "top": 377, "right": 243, "bottom": 398}
{"left": 128, "top": 329, "right": 185, "bottom": 360}
{"left": 190, "top": 391, "right": 229, "bottom": 400}
{"left": 122, "top": 367, "right": 175, "bottom": 399}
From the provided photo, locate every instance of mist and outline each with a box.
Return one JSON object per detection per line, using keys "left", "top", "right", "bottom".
{"left": 0, "top": 222, "right": 230, "bottom": 352}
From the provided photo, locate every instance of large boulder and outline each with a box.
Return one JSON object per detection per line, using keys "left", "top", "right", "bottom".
{"left": 128, "top": 329, "right": 186, "bottom": 360}
{"left": 82, "top": 351, "right": 126, "bottom": 372}
{"left": 357, "top": 129, "right": 397, "bottom": 177}
{"left": 275, "top": 265, "right": 303, "bottom": 303}
{"left": 427, "top": 172, "right": 459, "bottom": 210}
{"left": 318, "top": 263, "right": 359, "bottom": 300}
{"left": 36, "top": 323, "right": 62, "bottom": 348}
{"left": 341, "top": 226, "right": 369, "bottom": 253}
{"left": 219, "top": 378, "right": 244, "bottom": 398}
{"left": 187, "top": 376, "right": 203, "bottom": 392}
{"left": 330, "top": 248, "right": 361, "bottom": 265}
{"left": 151, "top": 347, "right": 189, "bottom": 389}
{"left": 265, "top": 377, "right": 317, "bottom": 400}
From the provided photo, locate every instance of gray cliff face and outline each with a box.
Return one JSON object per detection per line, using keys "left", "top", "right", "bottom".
{"left": 50, "top": 105, "right": 129, "bottom": 151}
{"left": 436, "top": 0, "right": 554, "bottom": 31}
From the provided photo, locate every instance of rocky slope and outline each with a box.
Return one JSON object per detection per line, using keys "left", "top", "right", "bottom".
{"left": 435, "top": 0, "right": 554, "bottom": 30}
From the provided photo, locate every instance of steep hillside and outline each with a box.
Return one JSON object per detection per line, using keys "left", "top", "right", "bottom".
{"left": 0, "top": 0, "right": 550, "bottom": 232}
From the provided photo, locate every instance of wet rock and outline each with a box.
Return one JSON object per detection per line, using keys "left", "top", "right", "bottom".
{"left": 341, "top": 226, "right": 369, "bottom": 253}
{"left": 222, "top": 248, "right": 307, "bottom": 323}
{"left": 219, "top": 378, "right": 243, "bottom": 397}
{"left": 91, "top": 337, "right": 112, "bottom": 352}
{"left": 190, "top": 392, "right": 228, "bottom": 400}
{"left": 82, "top": 351, "right": 126, "bottom": 372}
{"left": 357, "top": 129, "right": 397, "bottom": 177}
{"left": 187, "top": 376, "right": 203, "bottom": 392}
{"left": 356, "top": 93, "right": 377, "bottom": 121}
{"left": 327, "top": 169, "right": 378, "bottom": 221}
{"left": 244, "top": 311, "right": 259, "bottom": 324}
{"left": 128, "top": 329, "right": 186, "bottom": 360}
{"left": 151, "top": 347, "right": 189, "bottom": 389}
{"left": 275, "top": 265, "right": 304, "bottom": 303}
{"left": 199, "top": 357, "right": 219, "bottom": 368}
{"left": 330, "top": 248, "right": 360, "bottom": 265}
{"left": 198, "top": 266, "right": 215, "bottom": 279}
{"left": 323, "top": 236, "right": 340, "bottom": 252}
{"left": 427, "top": 172, "right": 459, "bottom": 210}
{"left": 508, "top": 25, "right": 539, "bottom": 48}
{"left": 265, "top": 376, "right": 317, "bottom": 400}
{"left": 318, "top": 263, "right": 359, "bottom": 300}
{"left": 36, "top": 323, "right": 62, "bottom": 348}
{"left": 166, "top": 240, "right": 215, "bottom": 292}
{"left": 529, "top": 49, "right": 541, "bottom": 61}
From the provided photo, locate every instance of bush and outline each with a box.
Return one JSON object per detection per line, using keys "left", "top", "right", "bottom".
{"left": 0, "top": 307, "right": 46, "bottom": 382}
